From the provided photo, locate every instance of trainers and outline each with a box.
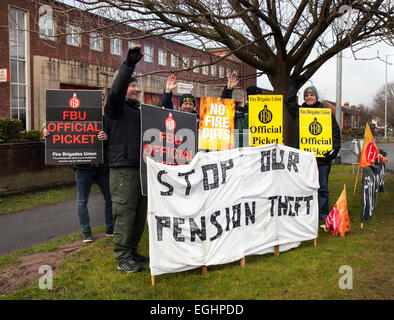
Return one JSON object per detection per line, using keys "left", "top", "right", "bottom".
{"left": 83, "top": 232, "right": 94, "bottom": 243}
{"left": 117, "top": 259, "right": 142, "bottom": 273}
{"left": 105, "top": 230, "right": 114, "bottom": 237}
{"left": 131, "top": 252, "right": 149, "bottom": 264}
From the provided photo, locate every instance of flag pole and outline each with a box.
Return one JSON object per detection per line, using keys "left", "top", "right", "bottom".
{"left": 353, "top": 166, "right": 360, "bottom": 193}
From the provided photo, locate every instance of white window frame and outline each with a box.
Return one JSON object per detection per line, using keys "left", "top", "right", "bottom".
{"left": 144, "top": 45, "right": 153, "bottom": 63}
{"left": 90, "top": 33, "right": 103, "bottom": 52}
{"left": 9, "top": 7, "right": 29, "bottom": 129}
{"left": 182, "top": 56, "right": 189, "bottom": 68}
{"left": 158, "top": 49, "right": 167, "bottom": 66}
{"left": 39, "top": 5, "right": 55, "bottom": 41}
{"left": 192, "top": 59, "right": 199, "bottom": 73}
{"left": 128, "top": 41, "right": 136, "bottom": 49}
{"left": 110, "top": 38, "right": 122, "bottom": 56}
{"left": 66, "top": 24, "right": 81, "bottom": 47}
{"left": 211, "top": 64, "right": 216, "bottom": 76}
{"left": 219, "top": 66, "right": 224, "bottom": 78}
{"left": 202, "top": 62, "right": 208, "bottom": 75}
{"left": 170, "top": 53, "right": 177, "bottom": 68}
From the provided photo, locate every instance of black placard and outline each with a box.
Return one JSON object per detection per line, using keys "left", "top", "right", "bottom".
{"left": 45, "top": 90, "right": 103, "bottom": 165}
{"left": 140, "top": 104, "right": 198, "bottom": 195}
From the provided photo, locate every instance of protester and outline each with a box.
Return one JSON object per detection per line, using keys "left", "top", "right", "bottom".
{"left": 221, "top": 72, "right": 263, "bottom": 147}
{"left": 161, "top": 74, "right": 196, "bottom": 113}
{"left": 43, "top": 120, "right": 114, "bottom": 243}
{"left": 104, "top": 44, "right": 150, "bottom": 273}
{"left": 284, "top": 76, "right": 341, "bottom": 220}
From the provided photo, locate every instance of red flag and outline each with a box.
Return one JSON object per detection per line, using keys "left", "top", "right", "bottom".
{"left": 324, "top": 185, "right": 350, "bottom": 237}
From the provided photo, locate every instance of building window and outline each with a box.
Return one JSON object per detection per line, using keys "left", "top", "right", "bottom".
{"left": 39, "top": 5, "right": 55, "bottom": 41}
{"left": 202, "top": 63, "right": 208, "bottom": 75}
{"left": 182, "top": 56, "right": 189, "bottom": 68}
{"left": 158, "top": 49, "right": 167, "bottom": 66}
{"left": 90, "top": 33, "right": 103, "bottom": 52}
{"left": 9, "top": 7, "right": 28, "bottom": 129}
{"left": 192, "top": 59, "right": 199, "bottom": 73}
{"left": 211, "top": 64, "right": 216, "bottom": 76}
{"left": 128, "top": 41, "right": 136, "bottom": 49}
{"left": 219, "top": 66, "right": 224, "bottom": 78}
{"left": 66, "top": 24, "right": 81, "bottom": 47}
{"left": 110, "top": 38, "right": 121, "bottom": 55}
{"left": 144, "top": 45, "right": 153, "bottom": 62}
{"left": 170, "top": 53, "right": 177, "bottom": 68}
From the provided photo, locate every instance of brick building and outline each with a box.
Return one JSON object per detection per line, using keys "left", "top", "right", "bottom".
{"left": 0, "top": 0, "right": 257, "bottom": 130}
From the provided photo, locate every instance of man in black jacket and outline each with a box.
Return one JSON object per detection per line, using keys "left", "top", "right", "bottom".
{"left": 104, "top": 44, "right": 149, "bottom": 273}
{"left": 284, "top": 77, "right": 341, "bottom": 220}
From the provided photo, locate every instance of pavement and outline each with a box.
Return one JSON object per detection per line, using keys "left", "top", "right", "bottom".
{"left": 0, "top": 194, "right": 106, "bottom": 256}
{"left": 0, "top": 141, "right": 392, "bottom": 257}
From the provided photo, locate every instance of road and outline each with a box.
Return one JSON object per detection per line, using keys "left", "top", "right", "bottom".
{"left": 340, "top": 141, "right": 394, "bottom": 172}
{"left": 0, "top": 194, "right": 106, "bottom": 256}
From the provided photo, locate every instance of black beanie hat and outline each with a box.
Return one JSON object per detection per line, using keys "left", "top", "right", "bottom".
{"left": 304, "top": 86, "right": 318, "bottom": 100}
{"left": 128, "top": 76, "right": 137, "bottom": 86}
{"left": 180, "top": 93, "right": 195, "bottom": 106}
{"left": 246, "top": 85, "right": 263, "bottom": 97}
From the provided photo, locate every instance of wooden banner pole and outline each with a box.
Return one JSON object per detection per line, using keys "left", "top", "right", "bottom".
{"left": 314, "top": 238, "right": 317, "bottom": 247}
{"left": 240, "top": 257, "right": 246, "bottom": 268}
{"left": 274, "top": 245, "right": 279, "bottom": 257}
{"left": 202, "top": 266, "right": 208, "bottom": 275}
{"left": 151, "top": 275, "right": 155, "bottom": 286}
{"left": 360, "top": 223, "right": 364, "bottom": 229}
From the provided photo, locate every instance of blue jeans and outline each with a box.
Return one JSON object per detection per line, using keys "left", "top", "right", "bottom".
{"left": 317, "top": 163, "right": 331, "bottom": 219}
{"left": 75, "top": 167, "right": 114, "bottom": 234}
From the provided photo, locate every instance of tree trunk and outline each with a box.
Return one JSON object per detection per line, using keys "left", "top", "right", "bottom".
{"left": 270, "top": 75, "right": 295, "bottom": 147}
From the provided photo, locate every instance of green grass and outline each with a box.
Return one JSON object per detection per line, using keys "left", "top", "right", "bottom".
{"left": 0, "top": 184, "right": 100, "bottom": 216}
{"left": 1, "top": 165, "right": 393, "bottom": 300}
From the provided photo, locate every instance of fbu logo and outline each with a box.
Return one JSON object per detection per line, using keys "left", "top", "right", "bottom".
{"left": 258, "top": 105, "right": 272, "bottom": 124}
{"left": 165, "top": 113, "right": 176, "bottom": 131}
{"left": 309, "top": 117, "right": 323, "bottom": 135}
{"left": 69, "top": 93, "right": 80, "bottom": 109}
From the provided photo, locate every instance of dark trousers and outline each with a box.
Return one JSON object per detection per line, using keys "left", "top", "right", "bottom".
{"left": 317, "top": 162, "right": 331, "bottom": 219}
{"left": 110, "top": 167, "right": 147, "bottom": 263}
{"left": 75, "top": 167, "right": 114, "bottom": 234}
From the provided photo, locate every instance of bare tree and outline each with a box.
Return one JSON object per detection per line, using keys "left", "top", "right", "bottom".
{"left": 371, "top": 82, "right": 394, "bottom": 129}
{"left": 358, "top": 103, "right": 373, "bottom": 128}
{"left": 61, "top": 0, "right": 393, "bottom": 142}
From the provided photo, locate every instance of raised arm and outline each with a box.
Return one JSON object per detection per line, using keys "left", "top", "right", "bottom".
{"left": 104, "top": 45, "right": 143, "bottom": 119}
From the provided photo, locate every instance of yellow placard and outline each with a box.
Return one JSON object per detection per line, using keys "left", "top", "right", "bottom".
{"left": 299, "top": 108, "right": 332, "bottom": 157}
{"left": 198, "top": 96, "right": 235, "bottom": 150}
{"left": 248, "top": 95, "right": 283, "bottom": 146}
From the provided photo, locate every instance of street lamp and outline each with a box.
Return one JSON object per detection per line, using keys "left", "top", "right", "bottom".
{"left": 384, "top": 54, "right": 394, "bottom": 140}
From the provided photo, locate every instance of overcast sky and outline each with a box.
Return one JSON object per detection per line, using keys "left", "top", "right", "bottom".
{"left": 258, "top": 42, "right": 394, "bottom": 108}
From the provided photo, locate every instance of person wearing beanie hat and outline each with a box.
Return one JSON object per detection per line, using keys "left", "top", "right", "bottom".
{"left": 304, "top": 86, "right": 319, "bottom": 102}
{"left": 161, "top": 74, "right": 196, "bottom": 113}
{"left": 104, "top": 44, "right": 151, "bottom": 274}
{"left": 284, "top": 75, "right": 341, "bottom": 221}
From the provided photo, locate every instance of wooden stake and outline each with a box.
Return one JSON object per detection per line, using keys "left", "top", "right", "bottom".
{"left": 314, "top": 238, "right": 317, "bottom": 247}
{"left": 151, "top": 275, "right": 155, "bottom": 286}
{"left": 202, "top": 266, "right": 208, "bottom": 275}
{"left": 353, "top": 166, "right": 360, "bottom": 193}
{"left": 274, "top": 245, "right": 279, "bottom": 257}
{"left": 360, "top": 223, "right": 364, "bottom": 229}
{"left": 240, "top": 257, "right": 246, "bottom": 268}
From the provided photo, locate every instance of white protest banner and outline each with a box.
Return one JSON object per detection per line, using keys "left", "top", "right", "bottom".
{"left": 147, "top": 144, "right": 319, "bottom": 276}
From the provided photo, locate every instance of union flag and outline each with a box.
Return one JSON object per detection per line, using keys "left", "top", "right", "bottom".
{"left": 324, "top": 185, "right": 350, "bottom": 237}
{"left": 359, "top": 123, "right": 388, "bottom": 168}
